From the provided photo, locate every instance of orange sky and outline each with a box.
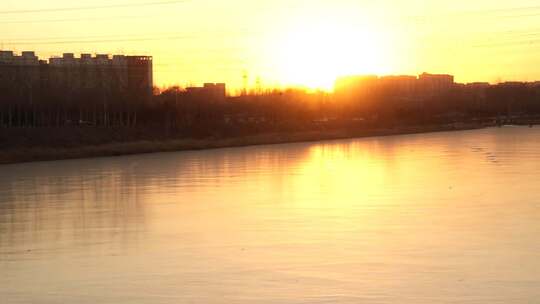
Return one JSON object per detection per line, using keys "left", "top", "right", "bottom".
{"left": 3, "top": 0, "right": 540, "bottom": 91}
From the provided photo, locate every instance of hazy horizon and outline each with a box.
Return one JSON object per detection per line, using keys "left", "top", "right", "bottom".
{"left": 3, "top": 0, "right": 540, "bottom": 90}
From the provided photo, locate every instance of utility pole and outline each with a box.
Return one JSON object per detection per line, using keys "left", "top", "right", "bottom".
{"left": 242, "top": 70, "right": 248, "bottom": 96}
{"left": 256, "top": 76, "right": 262, "bottom": 95}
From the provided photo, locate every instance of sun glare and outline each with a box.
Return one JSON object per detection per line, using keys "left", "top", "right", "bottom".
{"left": 271, "top": 18, "right": 392, "bottom": 91}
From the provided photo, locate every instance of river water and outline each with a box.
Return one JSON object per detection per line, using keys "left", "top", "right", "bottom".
{"left": 1, "top": 126, "right": 540, "bottom": 303}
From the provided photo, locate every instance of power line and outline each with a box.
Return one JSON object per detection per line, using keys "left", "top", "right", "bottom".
{"left": 434, "top": 5, "right": 540, "bottom": 17}
{"left": 2, "top": 32, "right": 198, "bottom": 42}
{"left": 474, "top": 38, "right": 540, "bottom": 48}
{"left": 2, "top": 37, "right": 250, "bottom": 46}
{"left": 464, "top": 5, "right": 540, "bottom": 14}
{"left": 0, "top": 0, "right": 191, "bottom": 15}
{"left": 406, "top": 5, "right": 540, "bottom": 23}
{"left": 4, "top": 36, "right": 195, "bottom": 45}
{"left": 1, "top": 30, "right": 260, "bottom": 45}
{"left": 0, "top": 14, "right": 161, "bottom": 24}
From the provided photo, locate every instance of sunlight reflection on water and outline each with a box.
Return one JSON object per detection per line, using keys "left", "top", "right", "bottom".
{"left": 1, "top": 127, "right": 540, "bottom": 303}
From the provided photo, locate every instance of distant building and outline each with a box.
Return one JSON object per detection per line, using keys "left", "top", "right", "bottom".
{"left": 0, "top": 50, "right": 153, "bottom": 102}
{"left": 0, "top": 51, "right": 41, "bottom": 93}
{"left": 379, "top": 75, "right": 418, "bottom": 97}
{"left": 0, "top": 50, "right": 39, "bottom": 65}
{"left": 47, "top": 52, "right": 153, "bottom": 98}
{"left": 466, "top": 82, "right": 490, "bottom": 88}
{"left": 499, "top": 81, "right": 525, "bottom": 87}
{"left": 333, "top": 72, "right": 458, "bottom": 111}
{"left": 418, "top": 72, "right": 455, "bottom": 97}
{"left": 186, "top": 83, "right": 226, "bottom": 101}
{"left": 335, "top": 75, "right": 379, "bottom": 93}
{"left": 334, "top": 75, "right": 379, "bottom": 104}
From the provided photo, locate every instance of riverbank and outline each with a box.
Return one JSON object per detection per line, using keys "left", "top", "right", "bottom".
{"left": 0, "top": 123, "right": 493, "bottom": 165}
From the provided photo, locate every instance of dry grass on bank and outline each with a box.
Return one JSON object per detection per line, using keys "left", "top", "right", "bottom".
{"left": 0, "top": 124, "right": 488, "bottom": 165}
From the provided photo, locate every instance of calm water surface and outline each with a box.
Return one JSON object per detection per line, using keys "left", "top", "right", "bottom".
{"left": 1, "top": 127, "right": 540, "bottom": 303}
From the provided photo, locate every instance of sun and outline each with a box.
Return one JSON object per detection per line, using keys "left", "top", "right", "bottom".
{"left": 270, "top": 18, "right": 392, "bottom": 91}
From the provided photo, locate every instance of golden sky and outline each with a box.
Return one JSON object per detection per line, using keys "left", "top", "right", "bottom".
{"left": 3, "top": 0, "right": 540, "bottom": 91}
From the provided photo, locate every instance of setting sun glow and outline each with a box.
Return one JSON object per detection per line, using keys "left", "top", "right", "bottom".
{"left": 272, "top": 19, "right": 392, "bottom": 90}
{"left": 3, "top": 0, "right": 540, "bottom": 90}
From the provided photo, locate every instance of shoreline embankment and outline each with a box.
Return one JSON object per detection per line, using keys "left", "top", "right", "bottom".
{"left": 0, "top": 122, "right": 501, "bottom": 165}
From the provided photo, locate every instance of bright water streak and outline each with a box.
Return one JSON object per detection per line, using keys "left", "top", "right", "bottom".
{"left": 1, "top": 127, "right": 540, "bottom": 303}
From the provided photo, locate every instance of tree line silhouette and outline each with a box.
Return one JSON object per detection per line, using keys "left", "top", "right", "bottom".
{"left": 2, "top": 77, "right": 540, "bottom": 144}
